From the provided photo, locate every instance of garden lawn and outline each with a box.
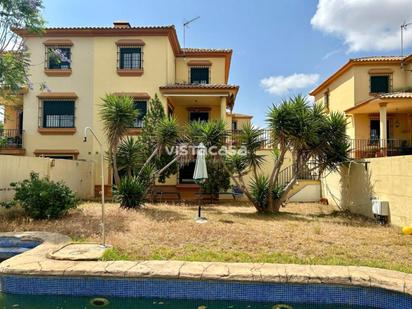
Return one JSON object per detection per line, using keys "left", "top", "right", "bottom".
{"left": 1, "top": 201, "right": 412, "bottom": 273}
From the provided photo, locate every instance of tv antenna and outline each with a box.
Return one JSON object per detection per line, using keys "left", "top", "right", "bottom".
{"left": 401, "top": 21, "right": 412, "bottom": 57}
{"left": 183, "top": 16, "right": 200, "bottom": 50}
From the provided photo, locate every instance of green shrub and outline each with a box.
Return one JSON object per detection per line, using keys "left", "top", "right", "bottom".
{"left": 250, "top": 175, "right": 284, "bottom": 210}
{"left": 1, "top": 172, "right": 79, "bottom": 219}
{"left": 113, "top": 176, "right": 146, "bottom": 209}
{"left": 200, "top": 157, "right": 230, "bottom": 198}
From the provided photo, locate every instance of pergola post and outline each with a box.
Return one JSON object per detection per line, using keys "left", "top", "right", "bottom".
{"left": 379, "top": 102, "right": 387, "bottom": 156}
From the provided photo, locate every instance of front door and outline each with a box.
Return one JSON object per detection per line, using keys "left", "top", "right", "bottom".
{"left": 179, "top": 162, "right": 196, "bottom": 184}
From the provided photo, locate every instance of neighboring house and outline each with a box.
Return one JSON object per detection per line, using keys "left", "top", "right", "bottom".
{"left": 0, "top": 21, "right": 253, "bottom": 197}
{"left": 311, "top": 55, "right": 412, "bottom": 159}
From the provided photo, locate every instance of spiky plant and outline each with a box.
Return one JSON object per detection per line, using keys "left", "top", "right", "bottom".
{"left": 100, "top": 94, "right": 137, "bottom": 185}
{"left": 117, "top": 137, "right": 142, "bottom": 177}
{"left": 239, "top": 124, "right": 266, "bottom": 179}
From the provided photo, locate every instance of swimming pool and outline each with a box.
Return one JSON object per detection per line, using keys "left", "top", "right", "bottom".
{"left": 0, "top": 236, "right": 42, "bottom": 262}
{"left": 0, "top": 276, "right": 411, "bottom": 309}
{"left": 1, "top": 232, "right": 411, "bottom": 309}
{"left": 0, "top": 292, "right": 380, "bottom": 308}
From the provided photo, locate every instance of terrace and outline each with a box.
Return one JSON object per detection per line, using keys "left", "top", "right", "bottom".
{"left": 0, "top": 128, "right": 24, "bottom": 155}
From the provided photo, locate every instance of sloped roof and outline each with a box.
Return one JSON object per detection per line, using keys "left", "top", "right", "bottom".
{"left": 379, "top": 92, "right": 412, "bottom": 99}
{"left": 310, "top": 54, "right": 411, "bottom": 96}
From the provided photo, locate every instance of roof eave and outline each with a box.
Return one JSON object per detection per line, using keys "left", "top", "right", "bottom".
{"left": 310, "top": 59, "right": 404, "bottom": 97}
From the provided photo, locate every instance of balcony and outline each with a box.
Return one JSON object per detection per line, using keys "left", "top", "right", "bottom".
{"left": 225, "top": 129, "right": 273, "bottom": 149}
{"left": 0, "top": 129, "right": 25, "bottom": 155}
{"left": 349, "top": 139, "right": 412, "bottom": 159}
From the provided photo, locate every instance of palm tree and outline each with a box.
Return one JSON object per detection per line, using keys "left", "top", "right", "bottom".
{"left": 100, "top": 94, "right": 137, "bottom": 185}
{"left": 239, "top": 124, "right": 266, "bottom": 180}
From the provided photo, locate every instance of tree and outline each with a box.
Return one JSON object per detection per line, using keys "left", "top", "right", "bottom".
{"left": 136, "top": 94, "right": 180, "bottom": 182}
{"left": 224, "top": 95, "right": 349, "bottom": 213}
{"left": 100, "top": 94, "right": 137, "bottom": 185}
{"left": 0, "top": 0, "right": 44, "bottom": 98}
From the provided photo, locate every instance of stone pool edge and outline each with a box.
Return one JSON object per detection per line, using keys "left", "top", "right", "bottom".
{"left": 1, "top": 231, "right": 411, "bottom": 296}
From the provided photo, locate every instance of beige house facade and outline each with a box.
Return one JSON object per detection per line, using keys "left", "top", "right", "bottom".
{"left": 311, "top": 55, "right": 412, "bottom": 159}
{"left": 0, "top": 21, "right": 254, "bottom": 196}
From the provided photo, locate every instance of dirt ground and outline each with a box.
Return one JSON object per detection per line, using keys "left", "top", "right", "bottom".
{"left": 1, "top": 201, "right": 411, "bottom": 272}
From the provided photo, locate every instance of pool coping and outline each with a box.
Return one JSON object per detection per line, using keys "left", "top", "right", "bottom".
{"left": 1, "top": 231, "right": 412, "bottom": 296}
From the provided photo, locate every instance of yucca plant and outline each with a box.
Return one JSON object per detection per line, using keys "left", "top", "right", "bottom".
{"left": 239, "top": 124, "right": 266, "bottom": 179}
{"left": 100, "top": 94, "right": 137, "bottom": 185}
{"left": 113, "top": 176, "right": 146, "bottom": 209}
{"left": 117, "top": 137, "right": 142, "bottom": 177}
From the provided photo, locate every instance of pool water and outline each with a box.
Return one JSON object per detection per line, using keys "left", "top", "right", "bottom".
{"left": 0, "top": 237, "right": 41, "bottom": 262}
{"left": 0, "top": 293, "right": 378, "bottom": 309}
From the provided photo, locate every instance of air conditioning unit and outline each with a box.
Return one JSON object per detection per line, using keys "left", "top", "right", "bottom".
{"left": 372, "top": 198, "right": 389, "bottom": 224}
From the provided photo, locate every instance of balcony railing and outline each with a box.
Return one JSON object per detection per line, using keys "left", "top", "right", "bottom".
{"left": 350, "top": 139, "right": 412, "bottom": 159}
{"left": 225, "top": 129, "right": 273, "bottom": 149}
{"left": 0, "top": 129, "right": 22, "bottom": 149}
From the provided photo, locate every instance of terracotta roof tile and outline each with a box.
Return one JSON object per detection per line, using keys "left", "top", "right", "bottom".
{"left": 379, "top": 92, "right": 412, "bottom": 99}
{"left": 229, "top": 113, "right": 253, "bottom": 118}
{"left": 32, "top": 25, "right": 175, "bottom": 31}
{"left": 181, "top": 48, "right": 232, "bottom": 53}
{"left": 351, "top": 55, "right": 405, "bottom": 62}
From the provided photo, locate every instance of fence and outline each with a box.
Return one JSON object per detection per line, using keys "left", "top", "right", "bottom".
{"left": 0, "top": 155, "right": 94, "bottom": 202}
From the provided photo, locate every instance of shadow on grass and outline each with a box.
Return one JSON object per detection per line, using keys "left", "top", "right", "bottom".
{"left": 141, "top": 207, "right": 189, "bottom": 221}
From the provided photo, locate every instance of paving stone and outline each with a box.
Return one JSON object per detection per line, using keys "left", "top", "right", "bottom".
{"left": 179, "top": 262, "right": 210, "bottom": 279}
{"left": 257, "top": 263, "right": 287, "bottom": 282}
{"left": 310, "top": 265, "right": 351, "bottom": 285}
{"left": 202, "top": 262, "right": 230, "bottom": 279}
{"left": 48, "top": 243, "right": 107, "bottom": 261}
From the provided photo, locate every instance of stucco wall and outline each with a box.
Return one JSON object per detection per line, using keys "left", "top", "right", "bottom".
{"left": 0, "top": 155, "right": 94, "bottom": 201}
{"left": 321, "top": 156, "right": 412, "bottom": 227}
{"left": 175, "top": 57, "right": 226, "bottom": 84}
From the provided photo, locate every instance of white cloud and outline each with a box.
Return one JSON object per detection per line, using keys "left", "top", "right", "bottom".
{"left": 311, "top": 0, "right": 412, "bottom": 52}
{"left": 260, "top": 73, "right": 320, "bottom": 96}
{"left": 305, "top": 95, "right": 315, "bottom": 105}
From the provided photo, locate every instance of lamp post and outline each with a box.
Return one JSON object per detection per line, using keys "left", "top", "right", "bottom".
{"left": 83, "top": 127, "right": 106, "bottom": 247}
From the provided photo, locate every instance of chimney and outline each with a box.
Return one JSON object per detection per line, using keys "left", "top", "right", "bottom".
{"left": 113, "top": 21, "right": 131, "bottom": 28}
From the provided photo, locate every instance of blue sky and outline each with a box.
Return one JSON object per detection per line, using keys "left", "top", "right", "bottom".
{"left": 41, "top": 0, "right": 412, "bottom": 127}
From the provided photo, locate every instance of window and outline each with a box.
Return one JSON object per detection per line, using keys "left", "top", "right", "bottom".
{"left": 370, "top": 75, "right": 390, "bottom": 93}
{"left": 46, "top": 47, "right": 71, "bottom": 69}
{"left": 190, "top": 111, "right": 209, "bottom": 122}
{"left": 119, "top": 47, "right": 142, "bottom": 70}
{"left": 42, "top": 100, "right": 75, "bottom": 128}
{"left": 190, "top": 67, "right": 209, "bottom": 84}
{"left": 232, "top": 120, "right": 238, "bottom": 130}
{"left": 133, "top": 101, "right": 147, "bottom": 128}
{"left": 324, "top": 90, "right": 330, "bottom": 110}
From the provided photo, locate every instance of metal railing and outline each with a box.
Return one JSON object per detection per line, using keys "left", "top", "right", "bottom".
{"left": 276, "top": 160, "right": 319, "bottom": 187}
{"left": 350, "top": 139, "right": 412, "bottom": 159}
{"left": 44, "top": 115, "right": 74, "bottom": 128}
{"left": 0, "top": 129, "right": 22, "bottom": 148}
{"left": 225, "top": 129, "right": 273, "bottom": 149}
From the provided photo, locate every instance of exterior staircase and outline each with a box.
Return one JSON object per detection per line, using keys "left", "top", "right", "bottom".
{"left": 276, "top": 162, "right": 321, "bottom": 202}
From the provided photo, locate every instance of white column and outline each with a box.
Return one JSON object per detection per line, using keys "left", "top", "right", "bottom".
{"left": 379, "top": 102, "right": 387, "bottom": 151}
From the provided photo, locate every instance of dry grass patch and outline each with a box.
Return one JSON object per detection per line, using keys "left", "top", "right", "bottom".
{"left": 1, "top": 201, "right": 412, "bottom": 273}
